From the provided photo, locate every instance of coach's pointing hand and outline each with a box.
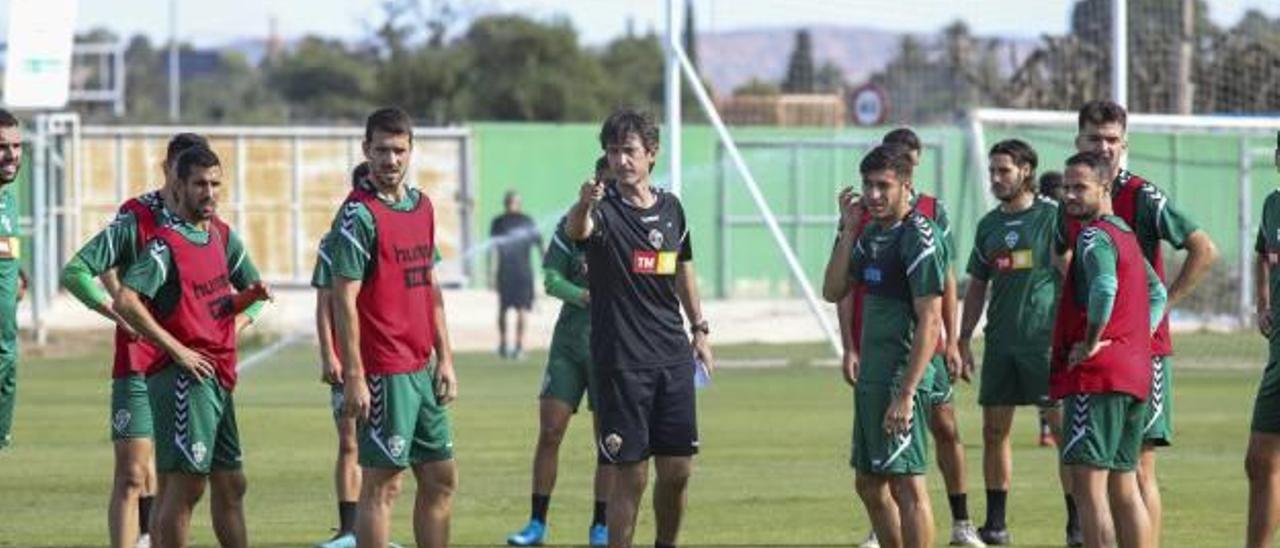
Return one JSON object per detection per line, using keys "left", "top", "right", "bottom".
{"left": 579, "top": 178, "right": 604, "bottom": 206}
{"left": 343, "top": 376, "right": 371, "bottom": 421}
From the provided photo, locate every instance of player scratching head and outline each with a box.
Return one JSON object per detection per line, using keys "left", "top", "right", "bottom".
{"left": 988, "top": 139, "right": 1038, "bottom": 203}
{"left": 0, "top": 109, "right": 21, "bottom": 186}
{"left": 598, "top": 108, "right": 659, "bottom": 189}
{"left": 1076, "top": 100, "right": 1129, "bottom": 181}
{"left": 1062, "top": 151, "right": 1113, "bottom": 223}
{"left": 362, "top": 106, "right": 414, "bottom": 198}
{"left": 172, "top": 145, "right": 223, "bottom": 225}
{"left": 859, "top": 143, "right": 916, "bottom": 226}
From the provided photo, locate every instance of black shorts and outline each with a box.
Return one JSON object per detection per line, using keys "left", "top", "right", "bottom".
{"left": 498, "top": 276, "right": 533, "bottom": 310}
{"left": 596, "top": 362, "right": 699, "bottom": 464}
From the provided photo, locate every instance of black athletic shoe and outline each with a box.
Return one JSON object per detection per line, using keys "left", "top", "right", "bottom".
{"left": 977, "top": 526, "right": 1010, "bottom": 546}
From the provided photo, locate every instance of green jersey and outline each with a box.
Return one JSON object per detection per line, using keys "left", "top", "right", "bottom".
{"left": 966, "top": 197, "right": 1061, "bottom": 349}
{"left": 849, "top": 213, "right": 947, "bottom": 386}
{"left": 0, "top": 186, "right": 20, "bottom": 357}
{"left": 1256, "top": 191, "right": 1280, "bottom": 354}
{"left": 310, "top": 234, "right": 334, "bottom": 289}
{"left": 1055, "top": 170, "right": 1201, "bottom": 258}
{"left": 61, "top": 192, "right": 170, "bottom": 309}
{"left": 121, "top": 218, "right": 261, "bottom": 315}
{"left": 544, "top": 218, "right": 590, "bottom": 348}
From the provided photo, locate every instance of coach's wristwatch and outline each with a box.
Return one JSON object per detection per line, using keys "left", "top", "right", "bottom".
{"left": 691, "top": 319, "right": 710, "bottom": 336}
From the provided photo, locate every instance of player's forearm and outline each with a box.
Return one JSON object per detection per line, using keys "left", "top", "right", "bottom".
{"left": 114, "top": 291, "right": 184, "bottom": 357}
{"left": 332, "top": 279, "right": 366, "bottom": 381}
{"left": 315, "top": 289, "right": 340, "bottom": 366}
{"left": 542, "top": 263, "right": 586, "bottom": 306}
{"left": 822, "top": 228, "right": 860, "bottom": 302}
{"left": 101, "top": 269, "right": 123, "bottom": 299}
{"left": 431, "top": 284, "right": 454, "bottom": 363}
{"left": 1146, "top": 262, "right": 1168, "bottom": 331}
{"left": 565, "top": 201, "right": 594, "bottom": 241}
{"left": 959, "top": 278, "right": 988, "bottom": 341}
{"left": 60, "top": 258, "right": 115, "bottom": 321}
{"left": 1256, "top": 253, "right": 1270, "bottom": 313}
{"left": 901, "top": 300, "right": 941, "bottom": 398}
{"left": 942, "top": 270, "right": 959, "bottom": 345}
{"left": 1167, "top": 230, "right": 1218, "bottom": 307}
{"left": 837, "top": 293, "right": 855, "bottom": 351}
{"left": 676, "top": 262, "right": 705, "bottom": 324}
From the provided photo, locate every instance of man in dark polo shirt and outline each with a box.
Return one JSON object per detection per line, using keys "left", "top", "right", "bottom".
{"left": 565, "top": 108, "right": 714, "bottom": 548}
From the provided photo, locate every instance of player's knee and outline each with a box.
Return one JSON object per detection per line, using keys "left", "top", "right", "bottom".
{"left": 931, "top": 419, "right": 960, "bottom": 445}
{"left": 117, "top": 461, "right": 149, "bottom": 493}
{"left": 213, "top": 472, "right": 247, "bottom": 503}
{"left": 337, "top": 433, "right": 359, "bottom": 456}
{"left": 982, "top": 420, "right": 1011, "bottom": 445}
{"left": 854, "top": 475, "right": 884, "bottom": 502}
{"left": 537, "top": 422, "right": 568, "bottom": 448}
{"left": 656, "top": 465, "right": 691, "bottom": 491}
{"left": 1246, "top": 448, "right": 1276, "bottom": 481}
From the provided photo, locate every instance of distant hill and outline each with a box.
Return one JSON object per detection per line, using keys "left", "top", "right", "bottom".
{"left": 695, "top": 25, "right": 1038, "bottom": 96}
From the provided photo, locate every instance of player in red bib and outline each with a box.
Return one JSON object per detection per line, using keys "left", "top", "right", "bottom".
{"left": 114, "top": 145, "right": 271, "bottom": 548}
{"left": 1061, "top": 101, "right": 1218, "bottom": 545}
{"left": 328, "top": 108, "right": 458, "bottom": 548}
{"left": 1055, "top": 151, "right": 1166, "bottom": 548}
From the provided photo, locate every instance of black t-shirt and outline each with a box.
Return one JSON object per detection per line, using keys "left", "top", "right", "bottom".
{"left": 490, "top": 212, "right": 541, "bottom": 282}
{"left": 586, "top": 183, "right": 694, "bottom": 370}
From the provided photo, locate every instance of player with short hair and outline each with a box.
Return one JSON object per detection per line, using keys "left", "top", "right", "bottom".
{"left": 309, "top": 162, "right": 370, "bottom": 548}
{"left": 841, "top": 128, "right": 981, "bottom": 547}
{"left": 113, "top": 144, "right": 271, "bottom": 548}
{"left": 329, "top": 107, "right": 458, "bottom": 548}
{"left": 1245, "top": 131, "right": 1280, "bottom": 548}
{"left": 0, "top": 109, "right": 27, "bottom": 454}
{"left": 958, "top": 139, "right": 1076, "bottom": 546}
{"left": 565, "top": 108, "right": 714, "bottom": 548}
{"left": 506, "top": 156, "right": 613, "bottom": 547}
{"left": 823, "top": 143, "right": 945, "bottom": 548}
{"left": 61, "top": 132, "right": 263, "bottom": 548}
{"left": 1039, "top": 171, "right": 1065, "bottom": 203}
{"left": 1053, "top": 151, "right": 1165, "bottom": 548}
{"left": 1062, "top": 100, "right": 1218, "bottom": 545}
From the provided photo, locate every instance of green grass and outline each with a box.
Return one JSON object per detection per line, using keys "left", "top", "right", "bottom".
{"left": 0, "top": 331, "right": 1271, "bottom": 546}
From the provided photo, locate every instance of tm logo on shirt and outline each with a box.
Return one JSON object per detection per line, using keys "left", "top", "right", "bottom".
{"left": 632, "top": 250, "right": 678, "bottom": 275}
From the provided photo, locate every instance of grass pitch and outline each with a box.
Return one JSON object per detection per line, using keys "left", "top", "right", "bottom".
{"left": 0, "top": 332, "right": 1268, "bottom": 546}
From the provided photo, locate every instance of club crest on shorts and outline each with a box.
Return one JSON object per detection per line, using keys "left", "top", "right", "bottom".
{"left": 113, "top": 409, "right": 132, "bottom": 432}
{"left": 388, "top": 435, "right": 407, "bottom": 458}
{"left": 1004, "top": 230, "right": 1020, "bottom": 249}
{"left": 647, "top": 228, "right": 664, "bottom": 249}
{"left": 191, "top": 441, "right": 208, "bottom": 464}
{"left": 604, "top": 433, "right": 623, "bottom": 456}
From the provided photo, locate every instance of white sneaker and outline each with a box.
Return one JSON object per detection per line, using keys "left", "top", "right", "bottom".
{"left": 858, "top": 531, "right": 880, "bottom": 548}
{"left": 135, "top": 534, "right": 151, "bottom": 548}
{"left": 950, "top": 520, "right": 987, "bottom": 547}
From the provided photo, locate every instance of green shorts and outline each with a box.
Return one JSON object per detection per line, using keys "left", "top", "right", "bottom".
{"left": 1060, "top": 392, "right": 1143, "bottom": 471}
{"left": 927, "top": 355, "right": 953, "bottom": 407}
{"left": 111, "top": 373, "right": 154, "bottom": 440}
{"left": 148, "top": 366, "right": 242, "bottom": 474}
{"left": 1253, "top": 358, "right": 1280, "bottom": 434}
{"left": 540, "top": 344, "right": 595, "bottom": 412}
{"left": 979, "top": 347, "right": 1052, "bottom": 407}
{"left": 851, "top": 383, "right": 930, "bottom": 476}
{"left": 0, "top": 355, "right": 14, "bottom": 449}
{"left": 359, "top": 368, "right": 453, "bottom": 469}
{"left": 1142, "top": 356, "right": 1173, "bottom": 446}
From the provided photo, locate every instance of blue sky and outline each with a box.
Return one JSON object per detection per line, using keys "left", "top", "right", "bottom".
{"left": 3, "top": 0, "right": 1278, "bottom": 47}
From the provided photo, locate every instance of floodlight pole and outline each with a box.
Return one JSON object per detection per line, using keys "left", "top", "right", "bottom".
{"left": 664, "top": 0, "right": 683, "bottom": 195}
{"left": 1111, "top": 0, "right": 1127, "bottom": 106}
{"left": 168, "top": 0, "right": 180, "bottom": 122}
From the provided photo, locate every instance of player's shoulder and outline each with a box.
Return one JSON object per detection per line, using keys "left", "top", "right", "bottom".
{"left": 1076, "top": 223, "right": 1114, "bottom": 254}
{"left": 1125, "top": 172, "right": 1170, "bottom": 205}
{"left": 904, "top": 211, "right": 940, "bottom": 247}
{"left": 1265, "top": 189, "right": 1280, "bottom": 211}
